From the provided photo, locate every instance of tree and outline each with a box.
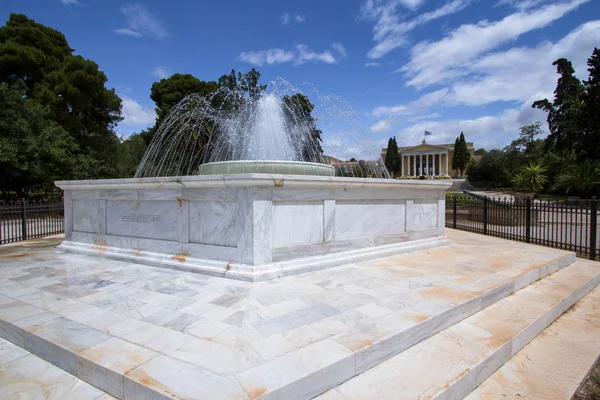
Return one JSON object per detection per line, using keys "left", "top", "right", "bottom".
{"left": 452, "top": 132, "right": 470, "bottom": 177}
{"left": 281, "top": 93, "right": 324, "bottom": 160}
{"left": 117, "top": 133, "right": 148, "bottom": 178}
{"left": 0, "top": 83, "right": 80, "bottom": 196}
{"left": 149, "top": 73, "right": 219, "bottom": 141}
{"left": 0, "top": 14, "right": 123, "bottom": 180}
{"left": 533, "top": 58, "right": 585, "bottom": 157}
{"left": 551, "top": 160, "right": 600, "bottom": 198}
{"left": 582, "top": 48, "right": 600, "bottom": 160}
{"left": 473, "top": 148, "right": 487, "bottom": 156}
{"left": 218, "top": 68, "right": 266, "bottom": 101}
{"left": 384, "top": 137, "right": 400, "bottom": 176}
{"left": 511, "top": 162, "right": 547, "bottom": 194}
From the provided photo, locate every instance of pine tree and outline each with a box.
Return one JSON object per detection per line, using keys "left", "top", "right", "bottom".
{"left": 583, "top": 48, "right": 600, "bottom": 160}
{"left": 533, "top": 58, "right": 585, "bottom": 157}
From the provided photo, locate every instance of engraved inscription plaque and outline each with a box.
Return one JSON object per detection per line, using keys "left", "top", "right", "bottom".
{"left": 107, "top": 200, "right": 178, "bottom": 241}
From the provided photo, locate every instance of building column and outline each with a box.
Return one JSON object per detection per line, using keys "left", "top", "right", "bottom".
{"left": 425, "top": 153, "right": 429, "bottom": 176}
{"left": 438, "top": 153, "right": 442, "bottom": 176}
{"left": 412, "top": 155, "right": 416, "bottom": 176}
{"left": 401, "top": 155, "right": 405, "bottom": 176}
{"left": 445, "top": 153, "right": 449, "bottom": 175}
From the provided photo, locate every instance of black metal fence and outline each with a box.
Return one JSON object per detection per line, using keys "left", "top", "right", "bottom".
{"left": 446, "top": 193, "right": 599, "bottom": 260}
{"left": 0, "top": 199, "right": 64, "bottom": 245}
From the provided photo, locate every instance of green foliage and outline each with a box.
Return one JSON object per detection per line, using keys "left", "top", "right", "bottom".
{"left": 149, "top": 73, "right": 219, "bottom": 143}
{"left": 0, "top": 83, "right": 80, "bottom": 195}
{"left": 384, "top": 137, "right": 400, "bottom": 176}
{"left": 551, "top": 160, "right": 600, "bottom": 198}
{"left": 511, "top": 162, "right": 548, "bottom": 193}
{"left": 582, "top": 48, "right": 600, "bottom": 160}
{"left": 0, "top": 13, "right": 123, "bottom": 188}
{"left": 533, "top": 58, "right": 585, "bottom": 157}
{"left": 473, "top": 148, "right": 487, "bottom": 156}
{"left": 281, "top": 93, "right": 324, "bottom": 158}
{"left": 466, "top": 149, "right": 512, "bottom": 186}
{"left": 452, "top": 132, "right": 470, "bottom": 177}
{"left": 117, "top": 133, "right": 148, "bottom": 178}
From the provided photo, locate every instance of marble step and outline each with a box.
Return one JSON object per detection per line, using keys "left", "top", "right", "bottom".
{"left": 466, "top": 283, "right": 600, "bottom": 400}
{"left": 0, "top": 251, "right": 577, "bottom": 400}
{"left": 316, "top": 259, "right": 600, "bottom": 400}
{"left": 0, "top": 336, "right": 115, "bottom": 400}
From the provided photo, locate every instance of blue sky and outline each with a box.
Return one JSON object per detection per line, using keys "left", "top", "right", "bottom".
{"left": 2, "top": 0, "right": 599, "bottom": 160}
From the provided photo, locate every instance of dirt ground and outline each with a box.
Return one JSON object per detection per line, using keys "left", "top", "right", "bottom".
{"left": 575, "top": 357, "right": 600, "bottom": 400}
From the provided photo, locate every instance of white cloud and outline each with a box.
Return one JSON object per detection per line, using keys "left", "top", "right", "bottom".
{"left": 152, "top": 67, "right": 171, "bottom": 79}
{"left": 400, "top": 0, "right": 589, "bottom": 88}
{"left": 370, "top": 119, "right": 395, "bottom": 133}
{"left": 371, "top": 20, "right": 599, "bottom": 150}
{"left": 360, "top": 0, "right": 472, "bottom": 59}
{"left": 115, "top": 4, "right": 168, "bottom": 38}
{"left": 365, "top": 62, "right": 382, "bottom": 67}
{"left": 296, "top": 45, "right": 336, "bottom": 65}
{"left": 239, "top": 48, "right": 296, "bottom": 66}
{"left": 332, "top": 43, "right": 347, "bottom": 58}
{"left": 280, "top": 13, "right": 306, "bottom": 25}
{"left": 120, "top": 96, "right": 156, "bottom": 126}
{"left": 372, "top": 88, "right": 450, "bottom": 117}
{"left": 239, "top": 44, "right": 342, "bottom": 67}
{"left": 60, "top": 0, "right": 78, "bottom": 4}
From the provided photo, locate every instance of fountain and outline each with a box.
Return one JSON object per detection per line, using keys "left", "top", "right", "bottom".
{"left": 55, "top": 80, "right": 451, "bottom": 280}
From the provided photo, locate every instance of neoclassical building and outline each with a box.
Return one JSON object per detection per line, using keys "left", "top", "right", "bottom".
{"left": 381, "top": 140, "right": 475, "bottom": 177}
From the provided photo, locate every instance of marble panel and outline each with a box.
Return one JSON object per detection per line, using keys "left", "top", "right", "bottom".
{"left": 73, "top": 200, "right": 100, "bottom": 233}
{"left": 189, "top": 201, "right": 240, "bottom": 247}
{"left": 106, "top": 200, "right": 179, "bottom": 241}
{"left": 271, "top": 201, "right": 323, "bottom": 248}
{"left": 335, "top": 200, "right": 406, "bottom": 240}
{"left": 407, "top": 199, "right": 438, "bottom": 231}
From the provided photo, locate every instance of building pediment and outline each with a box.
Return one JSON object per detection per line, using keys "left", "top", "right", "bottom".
{"left": 400, "top": 144, "right": 448, "bottom": 153}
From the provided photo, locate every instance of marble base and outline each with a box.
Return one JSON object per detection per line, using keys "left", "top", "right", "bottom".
{"left": 55, "top": 174, "right": 451, "bottom": 280}
{"left": 57, "top": 235, "right": 451, "bottom": 281}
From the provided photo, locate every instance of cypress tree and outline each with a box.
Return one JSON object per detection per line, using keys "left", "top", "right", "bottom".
{"left": 384, "top": 137, "right": 400, "bottom": 177}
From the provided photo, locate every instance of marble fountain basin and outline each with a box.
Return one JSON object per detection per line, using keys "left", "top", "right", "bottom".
{"left": 55, "top": 174, "right": 451, "bottom": 281}
{"left": 198, "top": 160, "right": 335, "bottom": 176}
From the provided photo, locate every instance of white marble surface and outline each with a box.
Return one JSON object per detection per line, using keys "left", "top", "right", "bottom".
{"left": 72, "top": 200, "right": 100, "bottom": 234}
{"left": 189, "top": 200, "right": 240, "bottom": 247}
{"left": 408, "top": 199, "right": 438, "bottom": 231}
{"left": 272, "top": 202, "right": 324, "bottom": 248}
{"left": 60, "top": 174, "right": 449, "bottom": 277}
{"left": 106, "top": 200, "right": 179, "bottom": 241}
{"left": 335, "top": 200, "right": 406, "bottom": 240}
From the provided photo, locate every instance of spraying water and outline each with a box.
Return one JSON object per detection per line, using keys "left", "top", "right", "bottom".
{"left": 135, "top": 78, "right": 390, "bottom": 179}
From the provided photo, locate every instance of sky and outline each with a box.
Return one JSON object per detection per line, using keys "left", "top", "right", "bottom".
{"left": 1, "top": 0, "right": 599, "bottom": 160}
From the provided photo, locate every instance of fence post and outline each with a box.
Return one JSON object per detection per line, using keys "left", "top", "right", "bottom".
{"left": 453, "top": 196, "right": 457, "bottom": 229}
{"left": 590, "top": 197, "right": 597, "bottom": 261}
{"left": 525, "top": 197, "right": 531, "bottom": 244}
{"left": 483, "top": 197, "right": 488, "bottom": 236}
{"left": 21, "top": 198, "right": 27, "bottom": 241}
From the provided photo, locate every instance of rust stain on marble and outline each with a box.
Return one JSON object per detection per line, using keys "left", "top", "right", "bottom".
{"left": 247, "top": 387, "right": 267, "bottom": 399}
{"left": 132, "top": 370, "right": 181, "bottom": 399}
{"left": 176, "top": 198, "right": 183, "bottom": 208}
{"left": 133, "top": 249, "right": 142, "bottom": 256}
{"left": 405, "top": 313, "right": 430, "bottom": 323}
{"left": 171, "top": 251, "right": 189, "bottom": 263}
{"left": 93, "top": 240, "right": 108, "bottom": 254}
{"left": 135, "top": 200, "right": 142, "bottom": 210}
{"left": 273, "top": 179, "right": 284, "bottom": 187}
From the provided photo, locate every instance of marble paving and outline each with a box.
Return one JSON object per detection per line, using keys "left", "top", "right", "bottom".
{"left": 0, "top": 337, "right": 114, "bottom": 399}
{"left": 0, "top": 230, "right": 582, "bottom": 399}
